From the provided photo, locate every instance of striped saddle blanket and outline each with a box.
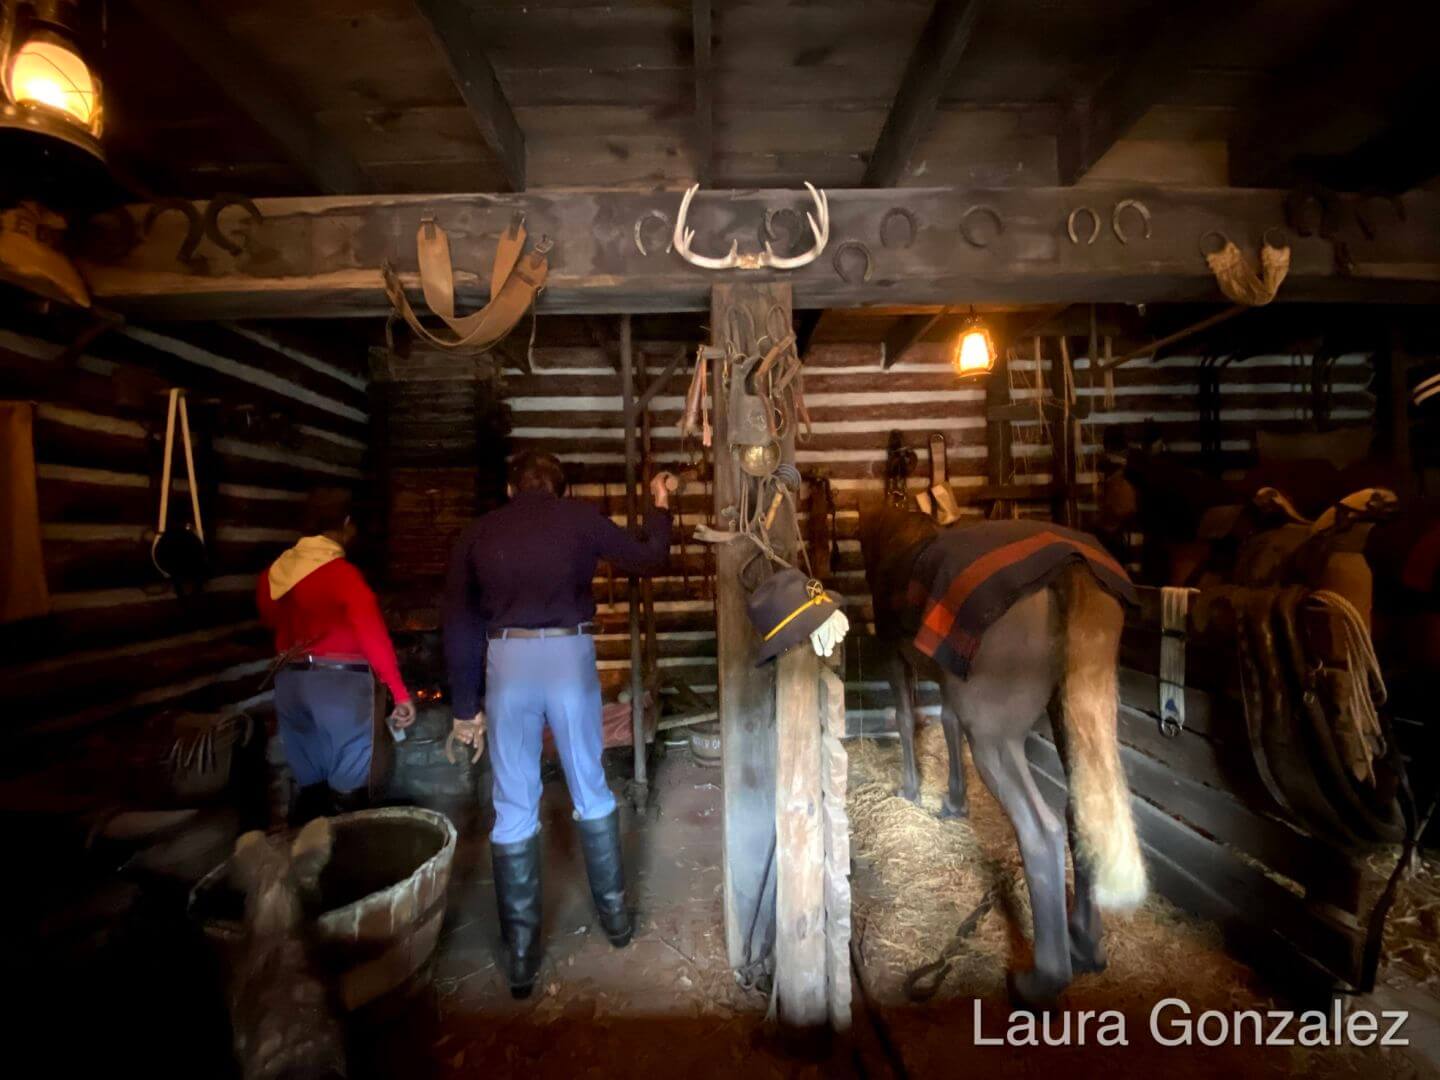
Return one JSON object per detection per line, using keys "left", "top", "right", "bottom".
{"left": 906, "top": 519, "right": 1136, "bottom": 679}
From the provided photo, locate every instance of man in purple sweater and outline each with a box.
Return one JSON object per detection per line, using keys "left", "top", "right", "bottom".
{"left": 443, "top": 450, "right": 673, "bottom": 998}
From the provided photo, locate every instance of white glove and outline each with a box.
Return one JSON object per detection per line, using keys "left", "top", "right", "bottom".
{"left": 809, "top": 608, "right": 850, "bottom": 658}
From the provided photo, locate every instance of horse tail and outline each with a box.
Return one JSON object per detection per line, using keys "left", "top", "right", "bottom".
{"left": 1055, "top": 563, "right": 1147, "bottom": 912}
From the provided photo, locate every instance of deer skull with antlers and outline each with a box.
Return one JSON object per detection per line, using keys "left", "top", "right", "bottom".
{"left": 672, "top": 183, "right": 830, "bottom": 271}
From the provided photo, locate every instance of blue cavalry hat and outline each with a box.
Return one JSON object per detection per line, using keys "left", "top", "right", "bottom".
{"left": 746, "top": 567, "right": 842, "bottom": 666}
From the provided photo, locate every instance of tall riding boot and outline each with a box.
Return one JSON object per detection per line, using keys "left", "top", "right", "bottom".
{"left": 575, "top": 810, "right": 632, "bottom": 948}
{"left": 329, "top": 786, "right": 371, "bottom": 815}
{"left": 492, "top": 834, "right": 543, "bottom": 999}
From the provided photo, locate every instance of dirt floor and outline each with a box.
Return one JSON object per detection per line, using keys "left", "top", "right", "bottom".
{"left": 346, "top": 723, "right": 1440, "bottom": 1080}
{"left": 357, "top": 749, "right": 803, "bottom": 1079}
{"left": 846, "top": 722, "right": 1440, "bottom": 1080}
{"left": 26, "top": 720, "right": 1436, "bottom": 1079}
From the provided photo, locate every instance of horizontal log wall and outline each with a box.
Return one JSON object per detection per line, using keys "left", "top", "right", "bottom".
{"left": 0, "top": 319, "right": 370, "bottom": 794}
{"left": 494, "top": 338, "right": 1373, "bottom": 708}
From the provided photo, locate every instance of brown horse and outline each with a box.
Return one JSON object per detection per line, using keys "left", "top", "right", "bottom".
{"left": 859, "top": 503, "right": 1146, "bottom": 1006}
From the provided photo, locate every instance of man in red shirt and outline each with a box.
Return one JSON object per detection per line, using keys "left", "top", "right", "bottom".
{"left": 257, "top": 489, "right": 414, "bottom": 819}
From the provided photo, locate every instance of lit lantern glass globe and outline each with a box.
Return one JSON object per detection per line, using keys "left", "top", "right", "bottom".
{"left": 0, "top": 21, "right": 112, "bottom": 210}
{"left": 952, "top": 318, "right": 996, "bottom": 377}
{"left": 7, "top": 35, "right": 98, "bottom": 127}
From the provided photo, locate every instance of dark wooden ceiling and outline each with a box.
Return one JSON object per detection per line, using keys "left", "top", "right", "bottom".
{"left": 90, "top": 0, "right": 1431, "bottom": 199}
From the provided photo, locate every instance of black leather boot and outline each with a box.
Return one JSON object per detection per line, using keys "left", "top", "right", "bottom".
{"left": 575, "top": 810, "right": 632, "bottom": 948}
{"left": 289, "top": 784, "right": 331, "bottom": 827}
{"left": 492, "top": 834, "right": 542, "bottom": 999}
{"left": 329, "top": 786, "right": 371, "bottom": 815}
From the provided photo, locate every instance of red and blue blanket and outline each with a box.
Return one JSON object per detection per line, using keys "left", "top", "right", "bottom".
{"left": 905, "top": 519, "right": 1135, "bottom": 679}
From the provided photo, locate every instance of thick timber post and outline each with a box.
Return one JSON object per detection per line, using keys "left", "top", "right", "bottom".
{"left": 711, "top": 282, "right": 827, "bottom": 1034}
{"left": 620, "top": 313, "right": 648, "bottom": 808}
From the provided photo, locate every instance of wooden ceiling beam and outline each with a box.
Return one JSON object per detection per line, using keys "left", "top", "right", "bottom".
{"left": 1228, "top": 10, "right": 1437, "bottom": 192}
{"left": 127, "top": 0, "right": 372, "bottom": 195}
{"left": 78, "top": 186, "right": 1440, "bottom": 319}
{"left": 1057, "top": 1, "right": 1241, "bottom": 185}
{"left": 692, "top": 0, "right": 714, "bottom": 185}
{"left": 862, "top": 0, "right": 985, "bottom": 187}
{"left": 412, "top": 0, "right": 526, "bottom": 191}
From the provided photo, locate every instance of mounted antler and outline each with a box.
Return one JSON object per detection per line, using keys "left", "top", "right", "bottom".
{"left": 672, "top": 183, "right": 830, "bottom": 271}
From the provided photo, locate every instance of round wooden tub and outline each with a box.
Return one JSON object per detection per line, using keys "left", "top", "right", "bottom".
{"left": 189, "top": 806, "right": 457, "bottom": 1010}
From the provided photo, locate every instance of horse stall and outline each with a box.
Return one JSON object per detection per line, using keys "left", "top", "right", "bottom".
{"left": 3, "top": 2, "right": 1440, "bottom": 1078}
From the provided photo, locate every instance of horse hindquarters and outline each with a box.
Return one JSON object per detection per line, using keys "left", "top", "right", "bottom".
{"left": 1053, "top": 565, "right": 1147, "bottom": 912}
{"left": 943, "top": 588, "right": 1072, "bottom": 1004}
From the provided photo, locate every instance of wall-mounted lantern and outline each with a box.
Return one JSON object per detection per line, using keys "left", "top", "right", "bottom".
{"left": 1, "top": 0, "right": 106, "bottom": 200}
{"left": 951, "top": 309, "right": 996, "bottom": 378}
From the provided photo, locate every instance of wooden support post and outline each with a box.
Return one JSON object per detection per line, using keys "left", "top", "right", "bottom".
{"left": 620, "top": 314, "right": 648, "bottom": 807}
{"left": 985, "top": 343, "right": 1012, "bottom": 514}
{"left": 713, "top": 282, "right": 787, "bottom": 971}
{"left": 640, "top": 366, "right": 660, "bottom": 696}
{"left": 1048, "top": 337, "right": 1078, "bottom": 527}
{"left": 776, "top": 645, "right": 826, "bottom": 1033}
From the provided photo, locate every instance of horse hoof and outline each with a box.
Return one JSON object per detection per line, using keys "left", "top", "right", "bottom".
{"left": 1070, "top": 943, "right": 1107, "bottom": 975}
{"left": 1007, "top": 968, "right": 1067, "bottom": 1011}
{"left": 894, "top": 785, "right": 920, "bottom": 804}
{"left": 939, "top": 800, "right": 969, "bottom": 820}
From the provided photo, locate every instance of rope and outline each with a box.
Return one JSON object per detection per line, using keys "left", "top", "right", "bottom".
{"left": 1309, "top": 589, "right": 1388, "bottom": 784}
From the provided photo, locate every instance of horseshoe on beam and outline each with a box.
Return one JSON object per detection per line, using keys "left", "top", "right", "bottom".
{"left": 763, "top": 205, "right": 808, "bottom": 253}
{"left": 143, "top": 199, "right": 205, "bottom": 266}
{"left": 203, "top": 193, "right": 263, "bottom": 256}
{"left": 879, "top": 206, "right": 919, "bottom": 249}
{"left": 634, "top": 210, "right": 673, "bottom": 256}
{"left": 832, "top": 240, "right": 873, "bottom": 284}
{"left": 1066, "top": 206, "right": 1101, "bottom": 246}
{"left": 958, "top": 205, "right": 1003, "bottom": 248}
{"left": 1112, "top": 198, "right": 1152, "bottom": 244}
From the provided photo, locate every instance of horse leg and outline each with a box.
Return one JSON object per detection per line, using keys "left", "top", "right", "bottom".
{"left": 1048, "top": 695, "right": 1107, "bottom": 974}
{"left": 885, "top": 644, "right": 921, "bottom": 803}
{"left": 965, "top": 730, "right": 1073, "bottom": 1007}
{"left": 938, "top": 704, "right": 968, "bottom": 819}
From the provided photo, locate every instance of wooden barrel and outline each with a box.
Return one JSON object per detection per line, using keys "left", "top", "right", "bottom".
{"left": 188, "top": 806, "right": 457, "bottom": 1010}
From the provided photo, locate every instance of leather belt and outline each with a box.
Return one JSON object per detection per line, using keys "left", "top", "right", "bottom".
{"left": 488, "top": 624, "right": 596, "bottom": 641}
{"left": 283, "top": 656, "right": 371, "bottom": 674}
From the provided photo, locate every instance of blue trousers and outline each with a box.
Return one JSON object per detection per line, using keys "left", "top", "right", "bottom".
{"left": 274, "top": 667, "right": 375, "bottom": 793}
{"left": 485, "top": 634, "right": 615, "bottom": 844}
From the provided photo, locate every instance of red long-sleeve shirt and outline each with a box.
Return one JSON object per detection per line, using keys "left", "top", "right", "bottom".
{"left": 256, "top": 559, "right": 410, "bottom": 703}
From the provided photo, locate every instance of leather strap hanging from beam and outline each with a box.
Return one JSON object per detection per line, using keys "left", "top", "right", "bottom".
{"left": 383, "top": 216, "right": 550, "bottom": 354}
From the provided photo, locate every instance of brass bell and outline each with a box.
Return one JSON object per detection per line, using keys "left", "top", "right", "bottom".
{"left": 737, "top": 440, "right": 780, "bottom": 478}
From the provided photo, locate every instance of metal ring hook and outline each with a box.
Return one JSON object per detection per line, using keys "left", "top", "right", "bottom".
{"left": 1198, "top": 230, "right": 1230, "bottom": 258}
{"left": 1261, "top": 226, "right": 1288, "bottom": 251}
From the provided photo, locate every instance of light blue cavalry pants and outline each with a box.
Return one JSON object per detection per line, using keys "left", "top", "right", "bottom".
{"left": 485, "top": 634, "right": 616, "bottom": 844}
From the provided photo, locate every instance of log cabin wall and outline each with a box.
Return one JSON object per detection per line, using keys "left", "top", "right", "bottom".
{"left": 493, "top": 334, "right": 1376, "bottom": 714}
{"left": 0, "top": 314, "right": 370, "bottom": 801}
